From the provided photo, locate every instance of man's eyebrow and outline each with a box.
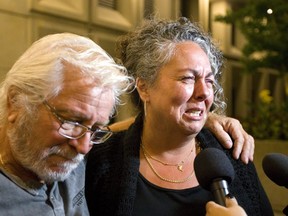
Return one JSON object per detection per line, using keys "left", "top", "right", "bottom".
{"left": 57, "top": 108, "right": 84, "bottom": 118}
{"left": 54, "top": 108, "right": 92, "bottom": 124}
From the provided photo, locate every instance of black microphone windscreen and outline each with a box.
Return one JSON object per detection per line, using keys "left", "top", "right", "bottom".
{"left": 194, "top": 148, "right": 235, "bottom": 190}
{"left": 262, "top": 153, "right": 288, "bottom": 188}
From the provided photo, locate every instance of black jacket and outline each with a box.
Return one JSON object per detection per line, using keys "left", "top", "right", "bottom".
{"left": 86, "top": 114, "right": 273, "bottom": 216}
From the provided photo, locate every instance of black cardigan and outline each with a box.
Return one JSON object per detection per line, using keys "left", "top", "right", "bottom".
{"left": 85, "top": 114, "right": 273, "bottom": 216}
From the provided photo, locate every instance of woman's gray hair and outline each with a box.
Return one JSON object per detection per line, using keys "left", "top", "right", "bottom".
{"left": 117, "top": 17, "right": 226, "bottom": 114}
{"left": 0, "top": 33, "right": 134, "bottom": 125}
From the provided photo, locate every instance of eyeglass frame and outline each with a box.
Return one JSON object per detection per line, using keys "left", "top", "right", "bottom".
{"left": 43, "top": 100, "right": 113, "bottom": 144}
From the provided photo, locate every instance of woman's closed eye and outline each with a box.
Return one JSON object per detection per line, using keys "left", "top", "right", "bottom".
{"left": 180, "top": 76, "right": 195, "bottom": 84}
{"left": 206, "top": 78, "right": 215, "bottom": 86}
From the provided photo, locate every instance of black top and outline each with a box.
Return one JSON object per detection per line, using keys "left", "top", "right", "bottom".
{"left": 85, "top": 113, "right": 273, "bottom": 216}
{"left": 133, "top": 174, "right": 212, "bottom": 216}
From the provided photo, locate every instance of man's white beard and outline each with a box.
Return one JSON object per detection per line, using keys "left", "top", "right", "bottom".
{"left": 7, "top": 112, "right": 84, "bottom": 184}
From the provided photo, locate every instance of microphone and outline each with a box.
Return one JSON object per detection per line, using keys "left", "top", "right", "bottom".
{"left": 194, "top": 148, "right": 235, "bottom": 206}
{"left": 262, "top": 153, "right": 288, "bottom": 188}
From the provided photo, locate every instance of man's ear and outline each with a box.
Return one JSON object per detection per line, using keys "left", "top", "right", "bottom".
{"left": 136, "top": 78, "right": 150, "bottom": 102}
{"left": 7, "top": 86, "right": 20, "bottom": 123}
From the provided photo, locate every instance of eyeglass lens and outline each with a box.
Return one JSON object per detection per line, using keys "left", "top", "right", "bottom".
{"left": 59, "top": 121, "right": 112, "bottom": 144}
{"left": 90, "top": 130, "right": 112, "bottom": 143}
{"left": 59, "top": 122, "right": 84, "bottom": 138}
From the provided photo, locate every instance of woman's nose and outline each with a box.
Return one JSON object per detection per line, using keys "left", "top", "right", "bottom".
{"left": 194, "top": 80, "right": 211, "bottom": 101}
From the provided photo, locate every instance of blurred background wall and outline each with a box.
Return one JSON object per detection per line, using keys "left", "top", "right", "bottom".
{"left": 0, "top": 0, "right": 287, "bottom": 215}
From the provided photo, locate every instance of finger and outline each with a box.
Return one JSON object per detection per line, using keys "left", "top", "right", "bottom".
{"left": 227, "top": 127, "right": 244, "bottom": 161}
{"left": 225, "top": 196, "right": 248, "bottom": 216}
{"left": 233, "top": 137, "right": 246, "bottom": 163}
{"left": 233, "top": 128, "right": 255, "bottom": 164}
{"left": 206, "top": 120, "right": 234, "bottom": 150}
{"left": 225, "top": 196, "right": 238, "bottom": 207}
{"left": 226, "top": 121, "right": 253, "bottom": 163}
{"left": 212, "top": 128, "right": 234, "bottom": 150}
{"left": 248, "top": 135, "right": 255, "bottom": 161}
{"left": 206, "top": 201, "right": 222, "bottom": 213}
{"left": 240, "top": 135, "right": 254, "bottom": 163}
{"left": 205, "top": 113, "right": 255, "bottom": 163}
{"left": 206, "top": 201, "right": 217, "bottom": 209}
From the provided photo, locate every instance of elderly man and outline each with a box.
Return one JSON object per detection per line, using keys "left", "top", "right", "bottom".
{"left": 0, "top": 33, "right": 132, "bottom": 215}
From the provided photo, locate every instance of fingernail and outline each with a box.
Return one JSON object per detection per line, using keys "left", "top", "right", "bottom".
{"left": 226, "top": 140, "right": 233, "bottom": 147}
{"left": 226, "top": 193, "right": 235, "bottom": 199}
{"left": 226, "top": 140, "right": 233, "bottom": 144}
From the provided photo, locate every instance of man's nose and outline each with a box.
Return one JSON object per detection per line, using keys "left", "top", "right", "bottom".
{"left": 68, "top": 133, "right": 93, "bottom": 154}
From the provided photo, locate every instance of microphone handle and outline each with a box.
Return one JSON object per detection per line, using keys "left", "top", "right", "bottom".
{"left": 210, "top": 179, "right": 229, "bottom": 207}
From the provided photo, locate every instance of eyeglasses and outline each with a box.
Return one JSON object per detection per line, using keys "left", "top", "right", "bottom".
{"left": 43, "top": 100, "right": 113, "bottom": 144}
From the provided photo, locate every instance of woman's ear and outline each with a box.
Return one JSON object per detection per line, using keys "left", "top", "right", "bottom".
{"left": 7, "top": 87, "right": 20, "bottom": 123}
{"left": 136, "top": 78, "right": 150, "bottom": 102}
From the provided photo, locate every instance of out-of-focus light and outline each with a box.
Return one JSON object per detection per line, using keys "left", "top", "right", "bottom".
{"left": 267, "top": 9, "right": 273, "bottom": 14}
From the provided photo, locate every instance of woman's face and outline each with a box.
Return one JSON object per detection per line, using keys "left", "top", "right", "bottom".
{"left": 145, "top": 41, "right": 215, "bottom": 135}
